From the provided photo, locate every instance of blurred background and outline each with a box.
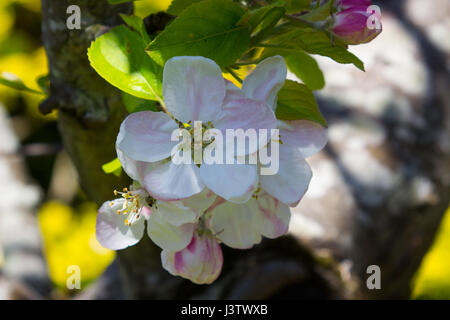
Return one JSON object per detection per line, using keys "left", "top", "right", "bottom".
{"left": 0, "top": 0, "right": 448, "bottom": 299}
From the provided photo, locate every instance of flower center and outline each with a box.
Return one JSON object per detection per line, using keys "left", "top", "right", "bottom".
{"left": 111, "top": 188, "right": 146, "bottom": 226}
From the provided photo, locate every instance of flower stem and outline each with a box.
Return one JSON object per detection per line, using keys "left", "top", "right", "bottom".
{"left": 284, "top": 14, "right": 327, "bottom": 31}
{"left": 234, "top": 58, "right": 263, "bottom": 66}
{"left": 225, "top": 67, "right": 243, "bottom": 84}
{"left": 255, "top": 43, "right": 294, "bottom": 50}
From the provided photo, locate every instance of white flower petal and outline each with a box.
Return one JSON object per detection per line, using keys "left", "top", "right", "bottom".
{"left": 163, "top": 56, "right": 225, "bottom": 123}
{"left": 96, "top": 200, "right": 145, "bottom": 250}
{"left": 142, "top": 161, "right": 205, "bottom": 201}
{"left": 116, "top": 137, "right": 156, "bottom": 182}
{"left": 242, "top": 56, "right": 287, "bottom": 111}
{"left": 223, "top": 80, "right": 245, "bottom": 105}
{"left": 116, "top": 126, "right": 141, "bottom": 181}
{"left": 260, "top": 144, "right": 312, "bottom": 206}
{"left": 278, "top": 120, "right": 328, "bottom": 158}
{"left": 117, "top": 111, "right": 178, "bottom": 163}
{"left": 155, "top": 201, "right": 198, "bottom": 227}
{"left": 147, "top": 208, "right": 195, "bottom": 251}
{"left": 200, "top": 163, "right": 258, "bottom": 204}
{"left": 214, "top": 98, "right": 277, "bottom": 156}
{"left": 210, "top": 199, "right": 262, "bottom": 249}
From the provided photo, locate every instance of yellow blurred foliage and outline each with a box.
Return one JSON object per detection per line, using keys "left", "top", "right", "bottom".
{"left": 134, "top": 0, "right": 172, "bottom": 17}
{"left": 38, "top": 201, "right": 115, "bottom": 290}
{"left": 0, "top": 0, "right": 52, "bottom": 120}
{"left": 0, "top": 48, "right": 50, "bottom": 118}
{"left": 412, "top": 207, "right": 450, "bottom": 299}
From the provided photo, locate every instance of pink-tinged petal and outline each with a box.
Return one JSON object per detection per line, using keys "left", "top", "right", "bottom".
{"left": 141, "top": 161, "right": 204, "bottom": 201}
{"left": 140, "top": 206, "right": 152, "bottom": 220}
{"left": 200, "top": 163, "right": 258, "bottom": 204}
{"left": 96, "top": 200, "right": 145, "bottom": 250}
{"left": 147, "top": 208, "right": 195, "bottom": 251}
{"left": 163, "top": 56, "right": 225, "bottom": 123}
{"left": 260, "top": 144, "right": 312, "bottom": 207}
{"left": 278, "top": 120, "right": 328, "bottom": 158}
{"left": 117, "top": 111, "right": 178, "bottom": 163}
{"left": 255, "top": 192, "right": 291, "bottom": 239}
{"left": 214, "top": 98, "right": 277, "bottom": 156}
{"left": 155, "top": 201, "right": 198, "bottom": 227}
{"left": 161, "top": 234, "right": 223, "bottom": 285}
{"left": 332, "top": 7, "right": 382, "bottom": 45}
{"left": 210, "top": 199, "right": 262, "bottom": 249}
{"left": 242, "top": 56, "right": 287, "bottom": 111}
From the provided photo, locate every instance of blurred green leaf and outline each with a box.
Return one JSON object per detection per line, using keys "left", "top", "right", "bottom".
{"left": 102, "top": 158, "right": 122, "bottom": 177}
{"left": 147, "top": 0, "right": 251, "bottom": 67}
{"left": 0, "top": 72, "right": 44, "bottom": 95}
{"left": 88, "top": 25, "right": 163, "bottom": 101}
{"left": 276, "top": 80, "right": 327, "bottom": 126}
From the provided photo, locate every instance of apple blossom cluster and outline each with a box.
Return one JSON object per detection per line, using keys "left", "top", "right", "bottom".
{"left": 331, "top": 0, "right": 382, "bottom": 45}
{"left": 96, "top": 56, "right": 328, "bottom": 284}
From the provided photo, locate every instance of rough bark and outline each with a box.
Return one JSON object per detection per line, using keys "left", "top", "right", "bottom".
{"left": 40, "top": 0, "right": 449, "bottom": 299}
{"left": 41, "top": 0, "right": 133, "bottom": 205}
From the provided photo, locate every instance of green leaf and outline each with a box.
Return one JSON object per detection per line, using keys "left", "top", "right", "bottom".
{"left": 122, "top": 92, "right": 159, "bottom": 113}
{"left": 167, "top": 0, "right": 203, "bottom": 16}
{"left": 248, "top": 1, "right": 285, "bottom": 30}
{"left": 88, "top": 25, "right": 163, "bottom": 101}
{"left": 285, "top": 52, "right": 325, "bottom": 90}
{"left": 0, "top": 72, "right": 44, "bottom": 95}
{"left": 276, "top": 80, "right": 327, "bottom": 126}
{"left": 300, "top": 0, "right": 334, "bottom": 22}
{"left": 120, "top": 14, "right": 151, "bottom": 44}
{"left": 147, "top": 0, "right": 251, "bottom": 67}
{"left": 249, "top": 4, "right": 286, "bottom": 45}
{"left": 102, "top": 158, "right": 122, "bottom": 177}
{"left": 263, "top": 48, "right": 325, "bottom": 90}
{"left": 285, "top": 0, "right": 312, "bottom": 14}
{"left": 268, "top": 28, "right": 364, "bottom": 71}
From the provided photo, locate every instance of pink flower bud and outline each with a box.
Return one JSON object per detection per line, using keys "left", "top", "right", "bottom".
{"left": 161, "top": 233, "right": 223, "bottom": 284}
{"left": 335, "top": 0, "right": 371, "bottom": 10}
{"left": 331, "top": 7, "right": 382, "bottom": 45}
